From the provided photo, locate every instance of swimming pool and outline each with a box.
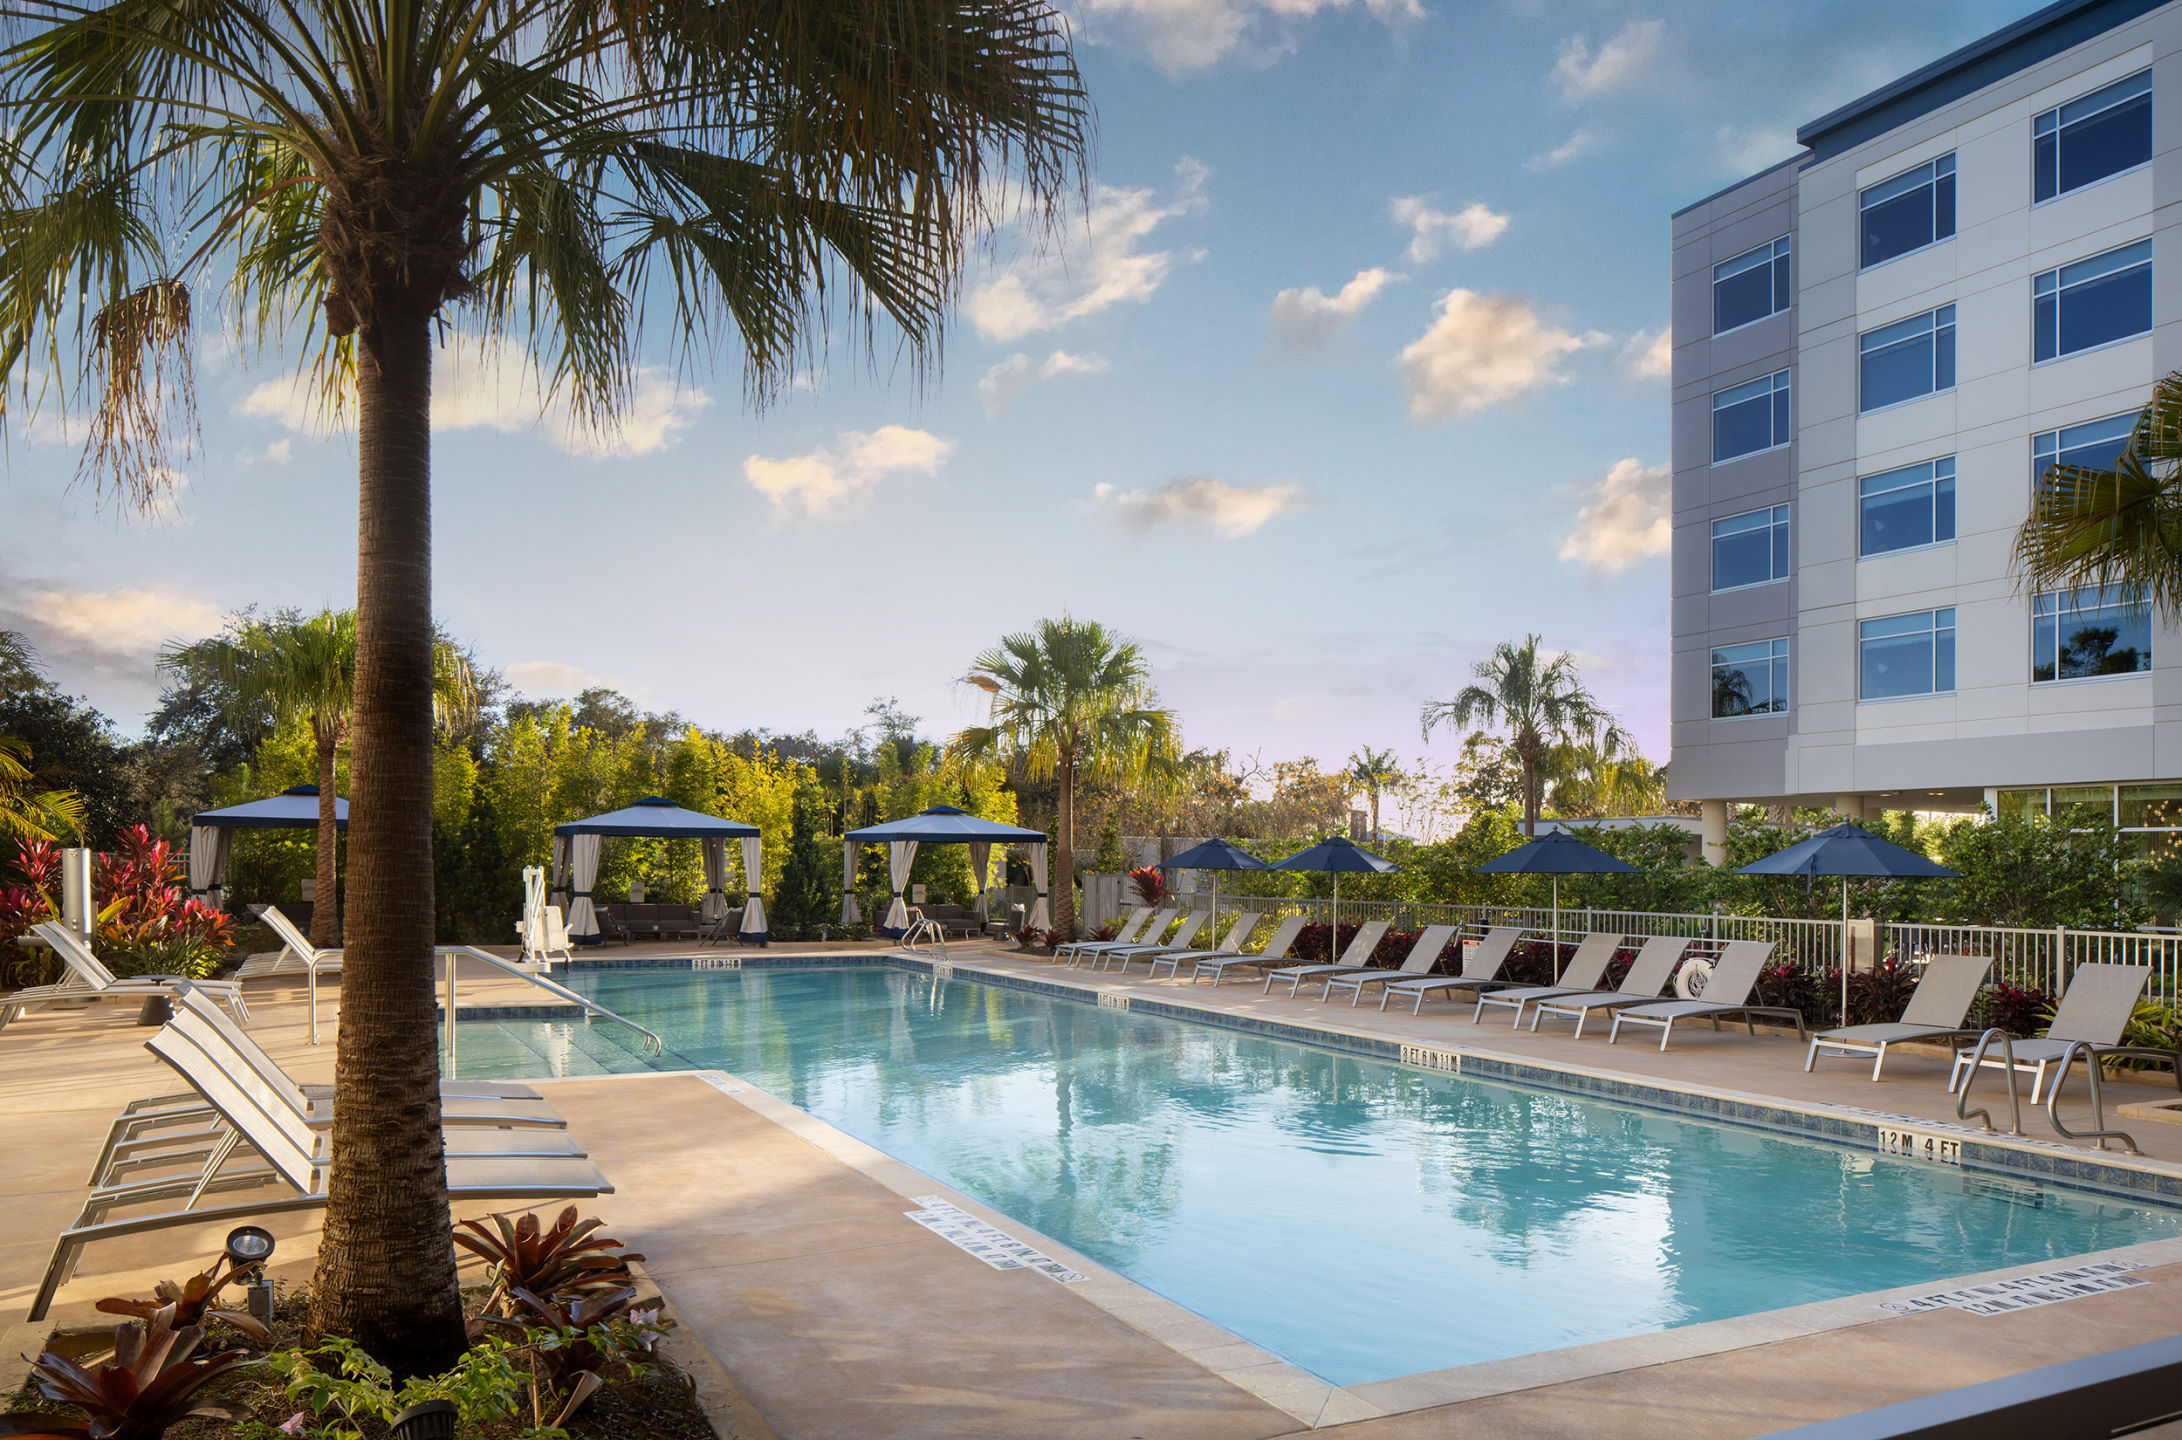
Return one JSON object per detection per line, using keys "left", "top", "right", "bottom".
{"left": 451, "top": 965, "right": 2182, "bottom": 1386}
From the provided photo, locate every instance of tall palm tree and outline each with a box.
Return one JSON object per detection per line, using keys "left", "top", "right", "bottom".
{"left": 1347, "top": 746, "right": 1401, "bottom": 843}
{"left": 2016, "top": 369, "right": 2182, "bottom": 618}
{"left": 160, "top": 610, "right": 475, "bottom": 948}
{"left": 2, "top": 0, "right": 1084, "bottom": 1374}
{"left": 0, "top": 735, "right": 86, "bottom": 844}
{"left": 951, "top": 618, "right": 1179, "bottom": 938}
{"left": 1420, "top": 635, "right": 1628, "bottom": 838}
{"left": 1543, "top": 739, "right": 1665, "bottom": 818}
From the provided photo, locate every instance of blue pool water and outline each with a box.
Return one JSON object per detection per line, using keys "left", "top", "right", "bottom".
{"left": 451, "top": 966, "right": 2182, "bottom": 1385}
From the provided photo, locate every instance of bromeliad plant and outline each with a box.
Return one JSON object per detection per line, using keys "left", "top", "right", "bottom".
{"left": 0, "top": 1304, "right": 248, "bottom": 1440}
{"left": 96, "top": 1255, "right": 271, "bottom": 1343}
{"left": 477, "top": 1285, "right": 671, "bottom": 1425}
{"left": 453, "top": 1207, "right": 644, "bottom": 1317}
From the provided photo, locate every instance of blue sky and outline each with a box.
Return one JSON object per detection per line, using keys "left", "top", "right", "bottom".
{"left": 2, "top": 0, "right": 2031, "bottom": 777}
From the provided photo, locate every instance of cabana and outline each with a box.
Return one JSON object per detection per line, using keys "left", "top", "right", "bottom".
{"left": 842, "top": 806, "right": 1050, "bottom": 937}
{"left": 552, "top": 797, "right": 766, "bottom": 945}
{"left": 186, "top": 784, "right": 348, "bottom": 912}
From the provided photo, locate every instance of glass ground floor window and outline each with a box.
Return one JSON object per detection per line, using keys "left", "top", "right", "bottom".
{"left": 1996, "top": 783, "right": 2182, "bottom": 867}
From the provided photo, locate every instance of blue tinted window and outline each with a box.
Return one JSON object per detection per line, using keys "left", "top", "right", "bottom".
{"left": 2035, "top": 72, "right": 2152, "bottom": 203}
{"left": 2033, "top": 587, "right": 2152, "bottom": 682}
{"left": 1711, "top": 638, "right": 1789, "bottom": 718}
{"left": 2034, "top": 239, "right": 2151, "bottom": 361}
{"left": 1861, "top": 155, "right": 1956, "bottom": 268}
{"left": 1860, "top": 608, "right": 1955, "bottom": 699}
{"left": 1714, "top": 237, "right": 1792, "bottom": 335}
{"left": 1713, "top": 370, "right": 1791, "bottom": 462}
{"left": 2033, "top": 412, "right": 2135, "bottom": 491}
{"left": 1859, "top": 305, "right": 1955, "bottom": 412}
{"left": 1859, "top": 458, "right": 1955, "bottom": 557}
{"left": 1712, "top": 505, "right": 1790, "bottom": 591}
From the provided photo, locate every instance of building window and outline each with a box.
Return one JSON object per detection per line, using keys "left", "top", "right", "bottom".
{"left": 1714, "top": 237, "right": 1791, "bottom": 335}
{"left": 2034, "top": 239, "right": 2151, "bottom": 361}
{"left": 2033, "top": 413, "right": 2135, "bottom": 491}
{"left": 1711, "top": 505, "right": 1790, "bottom": 591}
{"left": 1859, "top": 458, "right": 1955, "bottom": 557}
{"left": 2032, "top": 587, "right": 2152, "bottom": 682}
{"left": 1712, "top": 370, "right": 1791, "bottom": 462}
{"left": 1859, "top": 305, "right": 1954, "bottom": 412}
{"left": 1860, "top": 607, "right": 1955, "bottom": 699}
{"left": 1711, "top": 638, "right": 1788, "bottom": 718}
{"left": 1861, "top": 154, "right": 1955, "bottom": 268}
{"left": 2035, "top": 71, "right": 2152, "bottom": 203}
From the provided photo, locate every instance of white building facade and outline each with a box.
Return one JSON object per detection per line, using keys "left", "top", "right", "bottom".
{"left": 1669, "top": 0, "right": 2182, "bottom": 867}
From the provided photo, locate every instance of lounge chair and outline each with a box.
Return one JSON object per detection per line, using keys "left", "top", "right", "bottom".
{"left": 1190, "top": 915, "right": 1308, "bottom": 986}
{"left": 1470, "top": 932, "right": 1625, "bottom": 1027}
{"left": 29, "top": 1018, "right": 612, "bottom": 1321}
{"left": 1528, "top": 935, "right": 1693, "bottom": 1037}
{"left": 1948, "top": 963, "right": 2178, "bottom": 1104}
{"left": 1100, "top": 910, "right": 1208, "bottom": 972}
{"left": 1149, "top": 914, "right": 1259, "bottom": 979}
{"left": 1061, "top": 909, "right": 1175, "bottom": 966}
{"left": 1376, "top": 927, "right": 1527, "bottom": 1015}
{"left": 240, "top": 906, "right": 346, "bottom": 1044}
{"left": 1804, "top": 954, "right": 1993, "bottom": 1081}
{"left": 1608, "top": 941, "right": 1804, "bottom": 1050}
{"left": 1050, "top": 906, "right": 1153, "bottom": 962}
{"left": 2, "top": 923, "right": 250, "bottom": 1034}
{"left": 1261, "top": 921, "right": 1393, "bottom": 998}
{"left": 1322, "top": 925, "right": 1461, "bottom": 1005}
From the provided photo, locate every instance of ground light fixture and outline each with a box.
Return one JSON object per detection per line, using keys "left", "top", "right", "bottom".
{"left": 223, "top": 1225, "right": 276, "bottom": 1322}
{"left": 389, "top": 1400, "right": 458, "bottom": 1440}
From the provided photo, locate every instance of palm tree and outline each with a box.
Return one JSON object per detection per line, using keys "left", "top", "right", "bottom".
{"left": 2, "top": 0, "right": 1085, "bottom": 1374}
{"left": 2015, "top": 370, "right": 2182, "bottom": 617}
{"left": 161, "top": 610, "right": 475, "bottom": 948}
{"left": 1544, "top": 739, "right": 1665, "bottom": 818}
{"left": 1420, "top": 635, "right": 1628, "bottom": 838}
{"left": 1347, "top": 747, "right": 1401, "bottom": 843}
{"left": 950, "top": 618, "right": 1179, "bottom": 938}
{"left": 0, "top": 736, "right": 86, "bottom": 844}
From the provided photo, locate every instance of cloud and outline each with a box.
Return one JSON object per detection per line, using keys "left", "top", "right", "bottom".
{"left": 1559, "top": 458, "right": 1671, "bottom": 576}
{"left": 743, "top": 426, "right": 953, "bottom": 519}
{"left": 256, "top": 439, "right": 292, "bottom": 467}
{"left": 1622, "top": 327, "right": 1671, "bottom": 380}
{"left": 1093, "top": 475, "right": 1305, "bottom": 537}
{"left": 966, "top": 160, "right": 1208, "bottom": 342}
{"left": 978, "top": 350, "right": 1110, "bottom": 414}
{"left": 506, "top": 661, "right": 607, "bottom": 697}
{"left": 1074, "top": 0, "right": 1420, "bottom": 73}
{"left": 1389, "top": 198, "right": 1509, "bottom": 262}
{"left": 1527, "top": 127, "right": 1605, "bottom": 170}
{"left": 13, "top": 587, "right": 223, "bottom": 657}
{"left": 1267, "top": 268, "right": 1400, "bottom": 355}
{"left": 1553, "top": 19, "right": 1664, "bottom": 100}
{"left": 1400, "top": 290, "right": 1594, "bottom": 420}
{"left": 1713, "top": 122, "right": 1799, "bottom": 178}
{"left": 141, "top": 467, "right": 192, "bottom": 526}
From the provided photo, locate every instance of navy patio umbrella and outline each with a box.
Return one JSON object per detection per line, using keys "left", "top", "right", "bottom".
{"left": 1161, "top": 838, "right": 1271, "bottom": 942}
{"left": 1473, "top": 830, "right": 1639, "bottom": 977}
{"left": 1272, "top": 836, "right": 1402, "bottom": 952}
{"left": 1735, "top": 823, "right": 1958, "bottom": 1020}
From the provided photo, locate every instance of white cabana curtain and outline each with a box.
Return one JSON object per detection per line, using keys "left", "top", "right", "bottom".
{"left": 187, "top": 825, "right": 232, "bottom": 911}
{"left": 551, "top": 835, "right": 570, "bottom": 911}
{"left": 739, "top": 836, "right": 768, "bottom": 939}
{"left": 567, "top": 833, "right": 603, "bottom": 940}
{"left": 883, "top": 839, "right": 918, "bottom": 934}
{"left": 967, "top": 841, "right": 993, "bottom": 922}
{"left": 1028, "top": 842, "right": 1051, "bottom": 930}
{"left": 700, "top": 838, "right": 728, "bottom": 924}
{"left": 841, "top": 841, "right": 861, "bottom": 924}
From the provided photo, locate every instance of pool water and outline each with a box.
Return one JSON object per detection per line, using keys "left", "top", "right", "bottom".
{"left": 451, "top": 966, "right": 2182, "bottom": 1386}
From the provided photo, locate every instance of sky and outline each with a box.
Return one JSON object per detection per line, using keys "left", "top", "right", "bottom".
{"left": 0, "top": 0, "right": 2036, "bottom": 775}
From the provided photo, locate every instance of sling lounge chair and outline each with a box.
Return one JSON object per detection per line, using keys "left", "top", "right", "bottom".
{"left": 1470, "top": 932, "right": 1625, "bottom": 1027}
{"left": 1150, "top": 914, "right": 1258, "bottom": 979}
{"left": 1376, "top": 927, "right": 1527, "bottom": 1015}
{"left": 1100, "top": 910, "right": 1208, "bottom": 972}
{"left": 1529, "top": 935, "right": 1692, "bottom": 1037}
{"left": 1608, "top": 941, "right": 1804, "bottom": 1050}
{"left": 3, "top": 923, "right": 249, "bottom": 1034}
{"left": 1065, "top": 909, "right": 1176, "bottom": 967}
{"left": 1948, "top": 963, "right": 2177, "bottom": 1104}
{"left": 1054, "top": 908, "right": 1160, "bottom": 963}
{"left": 1804, "top": 953, "right": 1993, "bottom": 1081}
{"left": 1262, "top": 920, "right": 1393, "bottom": 998}
{"left": 1322, "top": 925, "right": 1461, "bottom": 1005}
{"left": 242, "top": 906, "right": 346, "bottom": 1044}
{"left": 1190, "top": 915, "right": 1308, "bottom": 986}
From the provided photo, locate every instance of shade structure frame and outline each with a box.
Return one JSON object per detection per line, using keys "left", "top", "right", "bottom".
{"left": 551, "top": 796, "right": 764, "bottom": 944}
{"left": 843, "top": 806, "right": 1052, "bottom": 938}
{"left": 187, "top": 785, "right": 349, "bottom": 912}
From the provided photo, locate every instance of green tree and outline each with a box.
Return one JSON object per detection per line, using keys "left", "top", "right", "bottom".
{"left": 1937, "top": 809, "right": 2147, "bottom": 930}
{"left": 2015, "top": 370, "right": 2182, "bottom": 619}
{"left": 1347, "top": 747, "right": 1402, "bottom": 843}
{"left": 1545, "top": 740, "right": 1667, "bottom": 818}
{"left": 1420, "top": 636, "right": 1629, "bottom": 838}
{"left": 951, "top": 618, "right": 1180, "bottom": 938}
{"left": 770, "top": 786, "right": 837, "bottom": 935}
{"left": 0, "top": 735, "right": 86, "bottom": 844}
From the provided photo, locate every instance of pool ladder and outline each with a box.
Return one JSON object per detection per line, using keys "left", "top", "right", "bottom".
{"left": 897, "top": 909, "right": 948, "bottom": 959}
{"left": 1955, "top": 1029, "right": 2139, "bottom": 1154}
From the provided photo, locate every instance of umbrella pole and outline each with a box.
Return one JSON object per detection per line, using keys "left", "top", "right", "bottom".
{"left": 1332, "top": 872, "right": 1338, "bottom": 955}
{"left": 1841, "top": 877, "right": 1850, "bottom": 1024}
{"left": 1553, "top": 876, "right": 1561, "bottom": 982}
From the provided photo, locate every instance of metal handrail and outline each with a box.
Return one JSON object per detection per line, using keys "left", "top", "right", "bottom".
{"left": 897, "top": 913, "right": 947, "bottom": 958}
{"left": 440, "top": 945, "right": 664, "bottom": 1056}
{"left": 2045, "top": 1040, "right": 2139, "bottom": 1154}
{"left": 1956, "top": 1028, "right": 2023, "bottom": 1136}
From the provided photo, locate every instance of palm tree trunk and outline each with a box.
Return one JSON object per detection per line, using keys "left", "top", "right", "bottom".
{"left": 306, "top": 308, "right": 467, "bottom": 1377}
{"left": 310, "top": 721, "right": 341, "bottom": 948}
{"left": 1055, "top": 749, "right": 1077, "bottom": 938}
{"left": 1521, "top": 758, "right": 1538, "bottom": 837}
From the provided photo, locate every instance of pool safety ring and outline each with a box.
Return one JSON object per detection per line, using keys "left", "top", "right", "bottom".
{"left": 1674, "top": 957, "right": 1713, "bottom": 1000}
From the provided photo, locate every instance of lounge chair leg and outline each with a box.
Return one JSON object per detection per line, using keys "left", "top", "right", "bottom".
{"left": 1803, "top": 1038, "right": 1818, "bottom": 1073}
{"left": 1871, "top": 1044, "right": 1887, "bottom": 1082}
{"left": 1658, "top": 1019, "right": 1673, "bottom": 1052}
{"left": 1607, "top": 1015, "right": 1622, "bottom": 1044}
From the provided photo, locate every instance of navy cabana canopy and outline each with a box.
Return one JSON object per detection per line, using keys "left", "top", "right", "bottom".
{"left": 552, "top": 796, "right": 766, "bottom": 944}
{"left": 842, "top": 806, "right": 1050, "bottom": 936}
{"left": 187, "top": 784, "right": 348, "bottom": 910}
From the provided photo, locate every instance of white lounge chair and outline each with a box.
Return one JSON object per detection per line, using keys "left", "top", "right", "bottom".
{"left": 1948, "top": 963, "right": 2177, "bottom": 1104}
{"left": 1063, "top": 909, "right": 1176, "bottom": 967}
{"left": 1, "top": 922, "right": 249, "bottom": 1034}
{"left": 1805, "top": 954, "right": 1992, "bottom": 1081}
{"left": 1529, "top": 935, "right": 1693, "bottom": 1037}
{"left": 1261, "top": 921, "right": 1393, "bottom": 998}
{"left": 30, "top": 1017, "right": 612, "bottom": 1321}
{"left": 1150, "top": 913, "right": 1258, "bottom": 979}
{"left": 1608, "top": 941, "right": 1804, "bottom": 1050}
{"left": 1376, "top": 927, "right": 1527, "bottom": 1015}
{"left": 1322, "top": 925, "right": 1461, "bottom": 1005}
{"left": 1190, "top": 915, "right": 1308, "bottom": 986}
{"left": 1049, "top": 907, "right": 1154, "bottom": 962}
{"left": 1470, "top": 932, "right": 1625, "bottom": 1027}
{"left": 241, "top": 906, "right": 346, "bottom": 1043}
{"left": 1100, "top": 910, "right": 1208, "bottom": 972}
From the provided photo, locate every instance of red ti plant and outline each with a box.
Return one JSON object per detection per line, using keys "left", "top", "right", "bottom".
{"left": 0, "top": 1303, "right": 248, "bottom": 1439}
{"left": 1127, "top": 865, "right": 1167, "bottom": 905}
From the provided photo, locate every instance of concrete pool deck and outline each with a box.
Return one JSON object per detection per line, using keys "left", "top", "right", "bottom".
{"left": 8, "top": 940, "right": 2182, "bottom": 1437}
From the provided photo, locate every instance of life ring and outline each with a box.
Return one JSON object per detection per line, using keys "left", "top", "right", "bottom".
{"left": 1674, "top": 957, "right": 1714, "bottom": 1001}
